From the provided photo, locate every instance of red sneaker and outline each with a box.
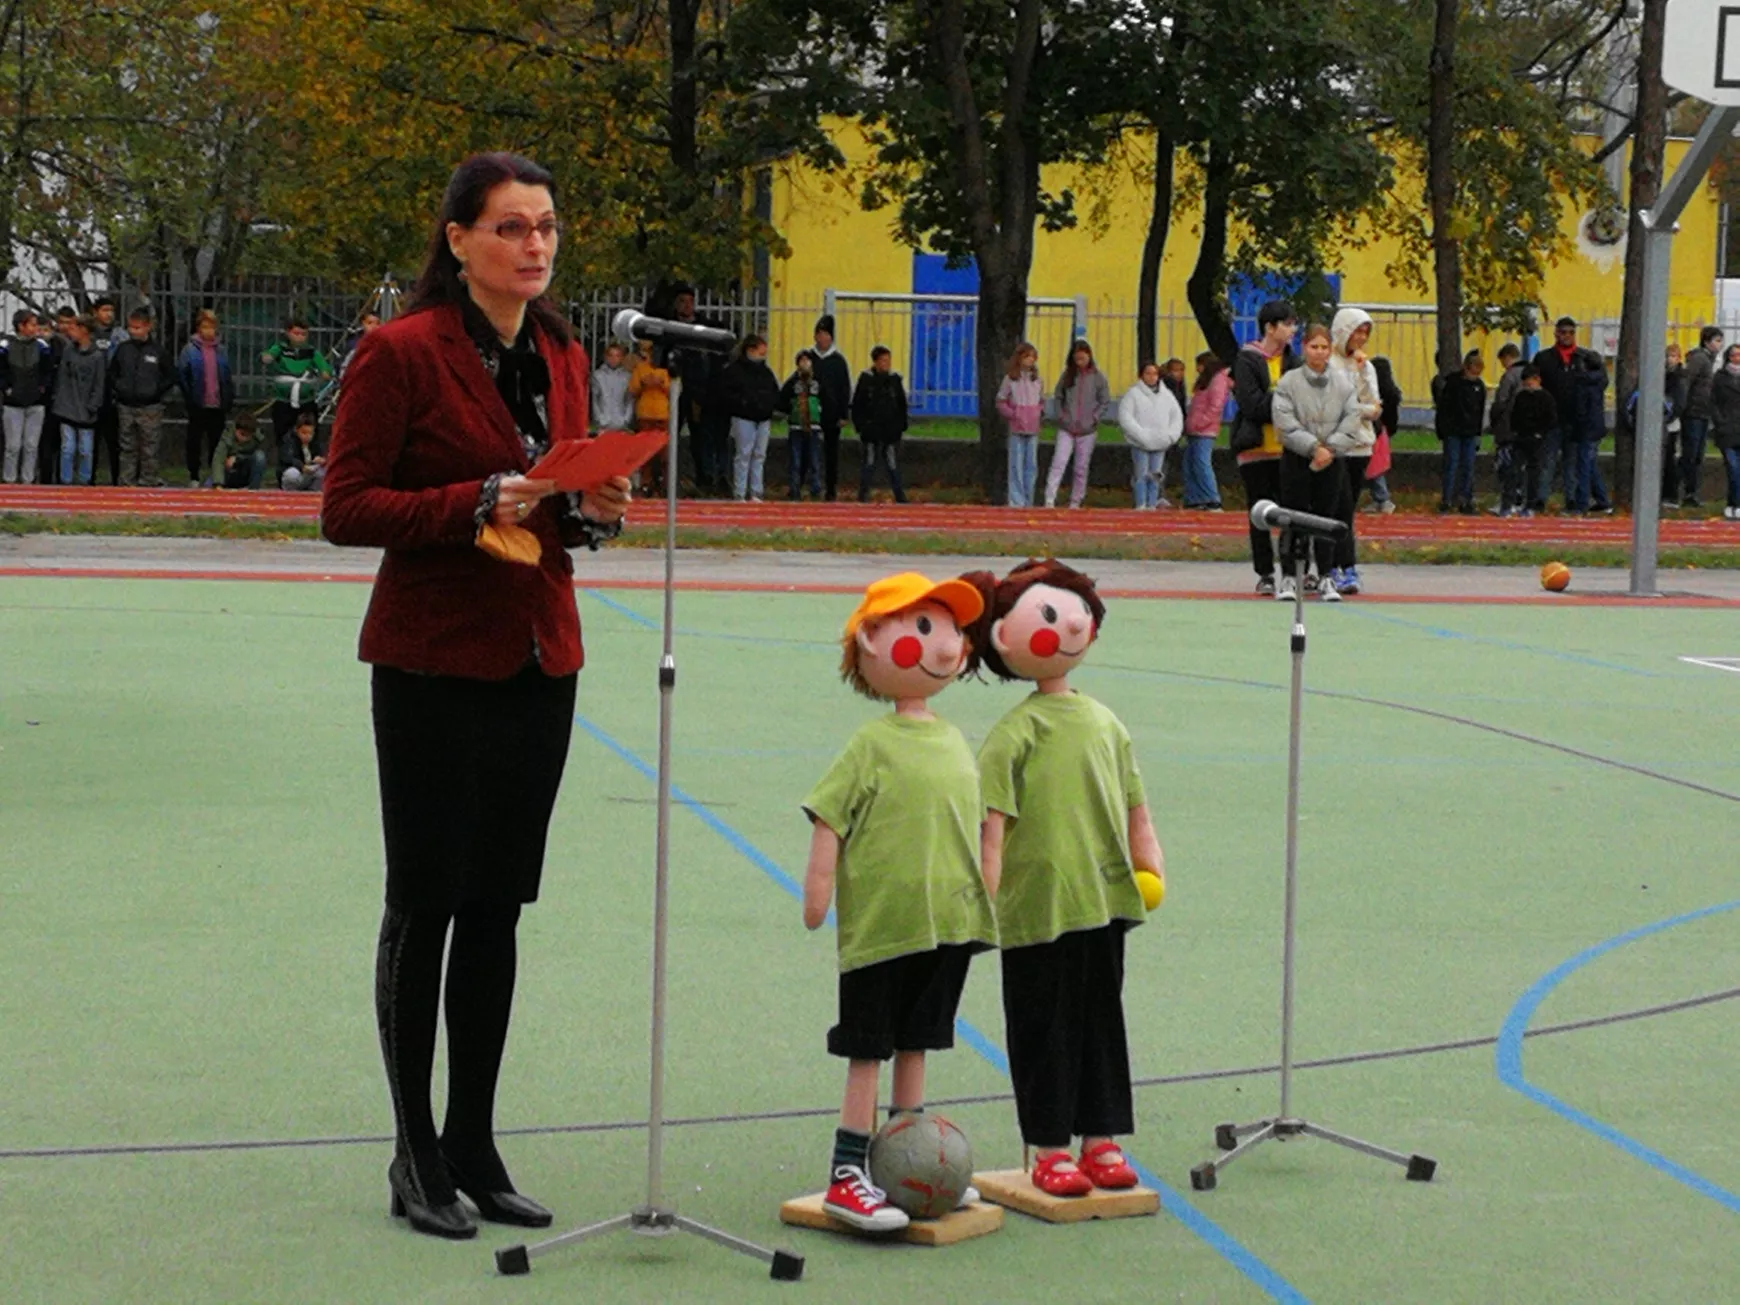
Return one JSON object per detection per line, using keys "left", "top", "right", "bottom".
{"left": 1031, "top": 1150, "right": 1094, "bottom": 1197}
{"left": 1079, "top": 1140, "right": 1139, "bottom": 1189}
{"left": 823, "top": 1165, "right": 910, "bottom": 1233}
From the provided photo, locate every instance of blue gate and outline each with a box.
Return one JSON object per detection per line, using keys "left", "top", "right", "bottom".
{"left": 910, "top": 254, "right": 979, "bottom": 417}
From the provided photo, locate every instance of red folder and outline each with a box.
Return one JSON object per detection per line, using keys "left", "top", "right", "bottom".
{"left": 529, "top": 430, "right": 669, "bottom": 493}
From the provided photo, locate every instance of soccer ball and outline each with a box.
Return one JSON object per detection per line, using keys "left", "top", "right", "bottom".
{"left": 867, "top": 1112, "right": 973, "bottom": 1219}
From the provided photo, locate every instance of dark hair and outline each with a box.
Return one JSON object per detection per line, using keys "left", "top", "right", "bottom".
{"left": 1193, "top": 351, "right": 1227, "bottom": 391}
{"left": 960, "top": 559, "right": 1106, "bottom": 681}
{"left": 407, "top": 152, "right": 571, "bottom": 346}
{"left": 1057, "top": 339, "right": 1095, "bottom": 392}
{"left": 192, "top": 309, "right": 218, "bottom": 335}
{"left": 1723, "top": 344, "right": 1740, "bottom": 364}
{"left": 1702, "top": 325, "right": 1724, "bottom": 347}
{"left": 285, "top": 318, "right": 308, "bottom": 332}
{"left": 1520, "top": 363, "right": 1541, "bottom": 380}
{"left": 234, "top": 411, "right": 257, "bottom": 433}
{"left": 871, "top": 345, "right": 891, "bottom": 362}
{"left": 1463, "top": 349, "right": 1483, "bottom": 365}
{"left": 1163, "top": 357, "right": 1184, "bottom": 369}
{"left": 1137, "top": 358, "right": 1159, "bottom": 375}
{"left": 12, "top": 309, "right": 34, "bottom": 330}
{"left": 739, "top": 333, "right": 767, "bottom": 357}
{"left": 71, "top": 313, "right": 96, "bottom": 334}
{"left": 55, "top": 305, "right": 76, "bottom": 320}
{"left": 1257, "top": 300, "right": 1297, "bottom": 331}
{"left": 127, "top": 307, "right": 152, "bottom": 325}
{"left": 1498, "top": 343, "right": 1520, "bottom": 361}
{"left": 94, "top": 297, "right": 115, "bottom": 311}
{"left": 294, "top": 410, "right": 317, "bottom": 429}
{"left": 1555, "top": 316, "right": 1577, "bottom": 330}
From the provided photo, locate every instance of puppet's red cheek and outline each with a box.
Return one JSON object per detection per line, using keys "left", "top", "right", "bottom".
{"left": 892, "top": 636, "right": 923, "bottom": 669}
{"left": 1028, "top": 628, "right": 1061, "bottom": 658}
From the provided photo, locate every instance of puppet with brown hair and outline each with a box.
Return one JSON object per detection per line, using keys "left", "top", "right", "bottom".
{"left": 800, "top": 572, "right": 1000, "bottom": 1232}
{"left": 960, "top": 558, "right": 1165, "bottom": 1197}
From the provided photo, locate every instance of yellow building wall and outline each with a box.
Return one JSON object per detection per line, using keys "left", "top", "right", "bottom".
{"left": 768, "top": 123, "right": 1724, "bottom": 403}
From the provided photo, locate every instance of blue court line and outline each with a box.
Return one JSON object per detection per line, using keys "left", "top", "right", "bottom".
{"left": 1338, "top": 606, "right": 1669, "bottom": 678}
{"left": 1495, "top": 900, "right": 1740, "bottom": 1214}
{"left": 574, "top": 711, "right": 1308, "bottom": 1303}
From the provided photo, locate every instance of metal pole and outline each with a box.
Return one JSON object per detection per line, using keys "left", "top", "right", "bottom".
{"left": 1280, "top": 543, "right": 1306, "bottom": 1121}
{"left": 1630, "top": 220, "right": 1674, "bottom": 596}
{"left": 645, "top": 376, "right": 682, "bottom": 1210}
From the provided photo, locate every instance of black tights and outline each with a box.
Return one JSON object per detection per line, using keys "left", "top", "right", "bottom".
{"left": 375, "top": 902, "right": 522, "bottom": 1200}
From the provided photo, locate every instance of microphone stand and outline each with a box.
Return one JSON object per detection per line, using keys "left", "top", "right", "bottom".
{"left": 1189, "top": 526, "right": 1437, "bottom": 1192}
{"left": 494, "top": 377, "right": 805, "bottom": 1282}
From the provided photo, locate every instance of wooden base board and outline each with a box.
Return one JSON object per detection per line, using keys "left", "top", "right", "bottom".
{"left": 974, "top": 1169, "right": 1160, "bottom": 1223}
{"left": 778, "top": 1192, "right": 1004, "bottom": 1245}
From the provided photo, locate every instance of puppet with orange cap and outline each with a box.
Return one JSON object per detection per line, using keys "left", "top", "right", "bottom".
{"left": 960, "top": 558, "right": 1165, "bottom": 1198}
{"left": 801, "top": 572, "right": 1000, "bottom": 1233}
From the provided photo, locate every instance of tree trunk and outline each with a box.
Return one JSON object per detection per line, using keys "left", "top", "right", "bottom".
{"left": 1427, "top": 0, "right": 1461, "bottom": 376}
{"left": 976, "top": 255, "right": 1026, "bottom": 501}
{"left": 1613, "top": 0, "right": 1668, "bottom": 507}
{"left": 1185, "top": 145, "right": 1236, "bottom": 362}
{"left": 668, "top": 0, "right": 700, "bottom": 183}
{"left": 1136, "top": 126, "right": 1175, "bottom": 369}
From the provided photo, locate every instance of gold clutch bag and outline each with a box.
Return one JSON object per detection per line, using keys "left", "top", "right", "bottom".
{"left": 475, "top": 521, "right": 543, "bottom": 565}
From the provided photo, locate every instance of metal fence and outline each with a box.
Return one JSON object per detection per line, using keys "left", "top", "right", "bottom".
{"left": 5, "top": 272, "right": 1731, "bottom": 418}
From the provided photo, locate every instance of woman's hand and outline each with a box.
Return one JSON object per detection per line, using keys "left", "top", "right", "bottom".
{"left": 579, "top": 474, "right": 633, "bottom": 524}
{"left": 492, "top": 475, "right": 558, "bottom": 528}
{"left": 1310, "top": 444, "right": 1335, "bottom": 471}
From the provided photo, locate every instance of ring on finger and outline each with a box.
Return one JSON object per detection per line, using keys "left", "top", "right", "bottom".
{"left": 516, "top": 501, "right": 529, "bottom": 518}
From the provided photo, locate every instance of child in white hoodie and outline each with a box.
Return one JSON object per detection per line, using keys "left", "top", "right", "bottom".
{"left": 1325, "top": 308, "right": 1382, "bottom": 594}
{"left": 1116, "top": 362, "right": 1184, "bottom": 509}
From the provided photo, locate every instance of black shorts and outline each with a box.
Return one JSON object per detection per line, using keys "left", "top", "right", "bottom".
{"left": 828, "top": 945, "right": 978, "bottom": 1061}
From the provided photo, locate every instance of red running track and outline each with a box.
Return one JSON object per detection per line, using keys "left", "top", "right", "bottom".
{"left": 3, "top": 485, "right": 1738, "bottom": 548}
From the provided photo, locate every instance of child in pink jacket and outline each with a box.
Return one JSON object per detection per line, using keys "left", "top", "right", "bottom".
{"left": 996, "top": 342, "right": 1043, "bottom": 507}
{"left": 1182, "top": 351, "right": 1229, "bottom": 509}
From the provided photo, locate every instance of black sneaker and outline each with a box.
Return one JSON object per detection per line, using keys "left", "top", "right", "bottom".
{"left": 1457, "top": 502, "right": 1476, "bottom": 515}
{"left": 1302, "top": 573, "right": 1321, "bottom": 595}
{"left": 1255, "top": 575, "right": 1277, "bottom": 597}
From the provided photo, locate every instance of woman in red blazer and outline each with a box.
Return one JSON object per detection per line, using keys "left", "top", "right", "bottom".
{"left": 324, "top": 152, "right": 631, "bottom": 1242}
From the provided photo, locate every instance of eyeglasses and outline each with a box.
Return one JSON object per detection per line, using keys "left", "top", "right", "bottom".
{"left": 474, "top": 217, "right": 564, "bottom": 243}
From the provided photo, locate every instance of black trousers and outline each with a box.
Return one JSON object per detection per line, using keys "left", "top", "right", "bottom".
{"left": 1237, "top": 457, "right": 1282, "bottom": 578}
{"left": 1001, "top": 923, "right": 1134, "bottom": 1148}
{"left": 1279, "top": 450, "right": 1354, "bottom": 574}
{"left": 185, "top": 406, "right": 228, "bottom": 481}
{"left": 95, "top": 405, "right": 120, "bottom": 485}
{"left": 857, "top": 439, "right": 905, "bottom": 502}
{"left": 821, "top": 420, "right": 842, "bottom": 500}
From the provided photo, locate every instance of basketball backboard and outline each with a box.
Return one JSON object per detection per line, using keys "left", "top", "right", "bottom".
{"left": 1665, "top": 0, "right": 1740, "bottom": 106}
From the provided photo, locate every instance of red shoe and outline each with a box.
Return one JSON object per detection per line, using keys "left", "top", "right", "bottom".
{"left": 1079, "top": 1140, "right": 1139, "bottom": 1189}
{"left": 823, "top": 1165, "right": 910, "bottom": 1233}
{"left": 1031, "top": 1150, "right": 1094, "bottom": 1197}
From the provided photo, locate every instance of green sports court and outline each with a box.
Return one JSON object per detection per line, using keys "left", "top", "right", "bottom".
{"left": 3, "top": 557, "right": 1738, "bottom": 1303}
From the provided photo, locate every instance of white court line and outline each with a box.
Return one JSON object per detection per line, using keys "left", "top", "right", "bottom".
{"left": 1680, "top": 656, "right": 1740, "bottom": 674}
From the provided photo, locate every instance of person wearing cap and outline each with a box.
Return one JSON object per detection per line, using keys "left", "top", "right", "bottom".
{"left": 1230, "top": 300, "right": 1301, "bottom": 597}
{"left": 803, "top": 315, "right": 852, "bottom": 501}
{"left": 801, "top": 572, "right": 999, "bottom": 1233}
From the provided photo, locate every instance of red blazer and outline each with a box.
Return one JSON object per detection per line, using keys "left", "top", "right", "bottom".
{"left": 322, "top": 302, "right": 592, "bottom": 679}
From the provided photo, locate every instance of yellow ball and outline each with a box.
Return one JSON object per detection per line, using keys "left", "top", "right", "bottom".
{"left": 1540, "top": 561, "right": 1571, "bottom": 592}
{"left": 1134, "top": 870, "right": 1165, "bottom": 911}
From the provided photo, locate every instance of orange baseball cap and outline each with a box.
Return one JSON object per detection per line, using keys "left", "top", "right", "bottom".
{"left": 844, "top": 572, "right": 985, "bottom": 639}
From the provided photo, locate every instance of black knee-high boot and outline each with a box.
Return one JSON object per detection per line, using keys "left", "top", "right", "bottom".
{"left": 375, "top": 906, "right": 456, "bottom": 1206}
{"left": 440, "top": 902, "right": 521, "bottom": 1191}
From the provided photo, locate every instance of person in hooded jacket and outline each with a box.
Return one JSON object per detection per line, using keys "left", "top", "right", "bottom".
{"left": 1326, "top": 309, "right": 1381, "bottom": 563}
{"left": 804, "top": 315, "right": 853, "bottom": 501}
{"left": 995, "top": 343, "right": 1044, "bottom": 507}
{"left": 1273, "top": 324, "right": 1363, "bottom": 600}
{"left": 1230, "top": 300, "right": 1301, "bottom": 594}
{"left": 719, "top": 334, "right": 781, "bottom": 502}
{"left": 1045, "top": 340, "right": 1110, "bottom": 509}
{"left": 1116, "top": 361, "right": 1183, "bottom": 509}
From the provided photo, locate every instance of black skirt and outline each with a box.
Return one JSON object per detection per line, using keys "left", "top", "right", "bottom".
{"left": 371, "top": 664, "right": 578, "bottom": 913}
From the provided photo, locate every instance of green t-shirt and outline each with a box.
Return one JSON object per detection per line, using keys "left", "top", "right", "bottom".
{"left": 803, "top": 713, "right": 999, "bottom": 973}
{"left": 977, "top": 691, "right": 1148, "bottom": 949}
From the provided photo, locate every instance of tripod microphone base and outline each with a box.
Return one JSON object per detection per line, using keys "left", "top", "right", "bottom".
{"left": 1190, "top": 1118, "right": 1436, "bottom": 1192}
{"left": 496, "top": 1205, "right": 804, "bottom": 1281}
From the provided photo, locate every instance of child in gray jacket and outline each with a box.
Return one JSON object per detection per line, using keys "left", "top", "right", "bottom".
{"left": 1272, "top": 324, "right": 1363, "bottom": 599}
{"left": 51, "top": 315, "right": 107, "bottom": 486}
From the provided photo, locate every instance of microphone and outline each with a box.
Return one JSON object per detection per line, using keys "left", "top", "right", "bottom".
{"left": 612, "top": 309, "right": 736, "bottom": 353}
{"left": 1249, "top": 499, "right": 1349, "bottom": 539}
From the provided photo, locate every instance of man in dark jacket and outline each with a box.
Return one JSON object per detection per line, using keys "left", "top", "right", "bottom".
{"left": 850, "top": 346, "right": 909, "bottom": 503}
{"left": 2, "top": 310, "right": 54, "bottom": 483}
{"left": 1230, "top": 300, "right": 1300, "bottom": 595}
{"left": 660, "top": 284, "right": 730, "bottom": 495}
{"left": 1676, "top": 325, "right": 1722, "bottom": 507}
{"left": 1531, "top": 317, "right": 1609, "bottom": 512}
{"left": 803, "top": 314, "right": 853, "bottom": 502}
{"left": 108, "top": 308, "right": 177, "bottom": 486}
